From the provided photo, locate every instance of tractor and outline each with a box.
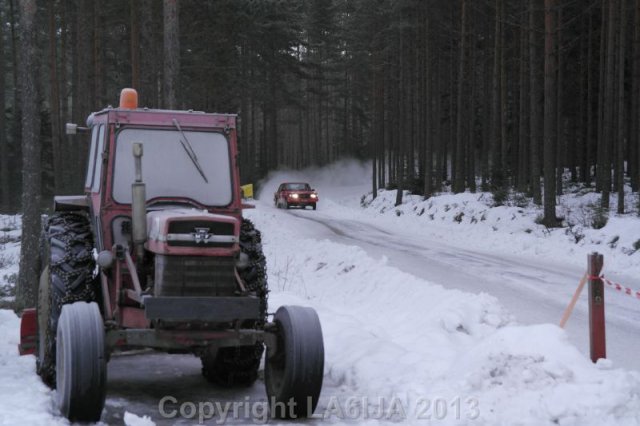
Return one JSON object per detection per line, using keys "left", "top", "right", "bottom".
{"left": 18, "top": 88, "right": 324, "bottom": 422}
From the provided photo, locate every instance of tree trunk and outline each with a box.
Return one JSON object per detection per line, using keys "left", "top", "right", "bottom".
{"left": 585, "top": 12, "right": 594, "bottom": 185}
{"left": 490, "top": 0, "right": 502, "bottom": 187}
{"left": 576, "top": 18, "right": 587, "bottom": 184}
{"left": 395, "top": 34, "right": 405, "bottom": 207}
{"left": 617, "top": 0, "right": 627, "bottom": 214}
{"left": 48, "top": 0, "right": 63, "bottom": 195}
{"left": 454, "top": 0, "right": 467, "bottom": 194}
{"left": 556, "top": 5, "right": 564, "bottom": 196}
{"left": 632, "top": 0, "right": 640, "bottom": 192}
{"left": 423, "top": 10, "right": 433, "bottom": 198}
{"left": 163, "top": 0, "right": 179, "bottom": 109}
{"left": 636, "top": 0, "right": 640, "bottom": 204}
{"left": 140, "top": 0, "right": 160, "bottom": 107}
{"left": 499, "top": 0, "right": 508, "bottom": 175}
{"left": 518, "top": 0, "right": 529, "bottom": 192}
{"left": 131, "top": 0, "right": 140, "bottom": 90}
{"left": 93, "top": 3, "right": 104, "bottom": 108}
{"left": 543, "top": 0, "right": 558, "bottom": 226}
{"left": 16, "top": 0, "right": 41, "bottom": 312}
{"left": 373, "top": 56, "right": 384, "bottom": 200}
{"left": 529, "top": 2, "right": 542, "bottom": 204}
{"left": 0, "top": 4, "right": 8, "bottom": 211}
{"left": 467, "top": 29, "right": 476, "bottom": 193}
{"left": 597, "top": 0, "right": 608, "bottom": 192}
{"left": 601, "top": 0, "right": 617, "bottom": 209}
{"left": 74, "top": 0, "right": 91, "bottom": 189}
{"left": 8, "top": 0, "right": 21, "bottom": 208}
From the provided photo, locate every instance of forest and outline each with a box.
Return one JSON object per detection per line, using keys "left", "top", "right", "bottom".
{"left": 1, "top": 0, "right": 639, "bottom": 229}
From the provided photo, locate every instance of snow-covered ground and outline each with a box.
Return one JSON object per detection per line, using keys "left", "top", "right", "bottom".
{"left": 0, "top": 215, "right": 20, "bottom": 306}
{"left": 0, "top": 160, "right": 639, "bottom": 424}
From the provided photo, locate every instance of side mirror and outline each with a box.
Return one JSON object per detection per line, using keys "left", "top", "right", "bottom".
{"left": 66, "top": 123, "right": 90, "bottom": 135}
{"left": 66, "top": 123, "right": 78, "bottom": 135}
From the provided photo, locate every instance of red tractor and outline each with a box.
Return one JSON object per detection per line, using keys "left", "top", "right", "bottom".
{"left": 18, "top": 89, "right": 324, "bottom": 422}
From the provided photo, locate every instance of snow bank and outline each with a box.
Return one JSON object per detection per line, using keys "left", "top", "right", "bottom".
{"left": 245, "top": 201, "right": 640, "bottom": 425}
{"left": 0, "top": 310, "right": 68, "bottom": 426}
{"left": 0, "top": 215, "right": 21, "bottom": 303}
{"left": 123, "top": 411, "right": 155, "bottom": 426}
{"left": 360, "top": 188, "right": 640, "bottom": 278}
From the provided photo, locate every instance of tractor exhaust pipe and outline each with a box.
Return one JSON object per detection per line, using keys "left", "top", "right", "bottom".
{"left": 132, "top": 143, "right": 146, "bottom": 261}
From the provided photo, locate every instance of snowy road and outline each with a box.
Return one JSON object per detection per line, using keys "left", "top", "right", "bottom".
{"left": 281, "top": 205, "right": 640, "bottom": 372}
{"left": 2, "top": 168, "right": 640, "bottom": 425}
{"left": 98, "top": 184, "right": 640, "bottom": 425}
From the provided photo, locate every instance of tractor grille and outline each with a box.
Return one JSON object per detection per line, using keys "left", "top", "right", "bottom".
{"left": 298, "top": 194, "right": 311, "bottom": 199}
{"left": 167, "top": 220, "right": 235, "bottom": 248}
{"left": 154, "top": 255, "right": 237, "bottom": 297}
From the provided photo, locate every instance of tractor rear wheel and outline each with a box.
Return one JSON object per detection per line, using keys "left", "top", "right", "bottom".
{"left": 56, "top": 301, "right": 106, "bottom": 422}
{"left": 36, "top": 212, "right": 98, "bottom": 388}
{"left": 265, "top": 306, "right": 324, "bottom": 419}
{"left": 200, "top": 218, "right": 268, "bottom": 387}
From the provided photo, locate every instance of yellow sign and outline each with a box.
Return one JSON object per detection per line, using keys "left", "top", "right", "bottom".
{"left": 241, "top": 184, "right": 254, "bottom": 199}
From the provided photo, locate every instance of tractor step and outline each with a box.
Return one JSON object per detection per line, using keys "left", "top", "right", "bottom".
{"left": 19, "top": 308, "right": 37, "bottom": 356}
{"left": 144, "top": 296, "right": 260, "bottom": 322}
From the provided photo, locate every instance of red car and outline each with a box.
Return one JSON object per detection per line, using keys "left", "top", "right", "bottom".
{"left": 274, "top": 182, "right": 319, "bottom": 210}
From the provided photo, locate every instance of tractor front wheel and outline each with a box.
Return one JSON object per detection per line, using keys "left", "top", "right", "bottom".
{"left": 56, "top": 302, "right": 106, "bottom": 422}
{"left": 265, "top": 306, "right": 324, "bottom": 419}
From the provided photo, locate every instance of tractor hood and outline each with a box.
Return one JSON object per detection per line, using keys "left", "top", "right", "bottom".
{"left": 146, "top": 208, "right": 239, "bottom": 256}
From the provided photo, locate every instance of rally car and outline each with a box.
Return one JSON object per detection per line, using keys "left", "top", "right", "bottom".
{"left": 274, "top": 182, "right": 318, "bottom": 210}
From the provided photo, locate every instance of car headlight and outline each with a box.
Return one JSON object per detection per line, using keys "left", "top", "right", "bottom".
{"left": 290, "top": 193, "right": 299, "bottom": 199}
{"left": 310, "top": 194, "right": 317, "bottom": 198}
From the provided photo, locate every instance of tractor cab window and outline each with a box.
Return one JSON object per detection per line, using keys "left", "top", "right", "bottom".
{"left": 85, "top": 126, "right": 100, "bottom": 189}
{"left": 91, "top": 125, "right": 106, "bottom": 192}
{"left": 112, "top": 128, "right": 233, "bottom": 206}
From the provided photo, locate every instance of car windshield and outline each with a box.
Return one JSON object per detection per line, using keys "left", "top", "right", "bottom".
{"left": 284, "top": 183, "right": 310, "bottom": 191}
{"left": 113, "top": 128, "right": 232, "bottom": 206}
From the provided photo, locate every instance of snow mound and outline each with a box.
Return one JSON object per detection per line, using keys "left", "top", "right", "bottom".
{"left": 0, "top": 215, "right": 21, "bottom": 303}
{"left": 360, "top": 188, "right": 640, "bottom": 277}
{"left": 245, "top": 207, "right": 640, "bottom": 425}
{"left": 124, "top": 411, "right": 156, "bottom": 426}
{"left": 437, "top": 324, "right": 640, "bottom": 425}
{"left": 0, "top": 310, "right": 68, "bottom": 425}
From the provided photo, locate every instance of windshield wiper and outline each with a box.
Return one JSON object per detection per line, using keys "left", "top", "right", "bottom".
{"left": 172, "top": 118, "right": 209, "bottom": 183}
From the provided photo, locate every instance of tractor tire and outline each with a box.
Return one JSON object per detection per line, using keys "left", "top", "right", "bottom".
{"left": 200, "top": 218, "right": 268, "bottom": 387}
{"left": 312, "top": 204, "right": 317, "bottom": 211}
{"left": 56, "top": 302, "right": 107, "bottom": 422}
{"left": 36, "top": 212, "right": 97, "bottom": 388}
{"left": 265, "top": 306, "right": 324, "bottom": 419}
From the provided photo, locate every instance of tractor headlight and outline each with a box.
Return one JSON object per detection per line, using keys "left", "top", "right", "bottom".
{"left": 310, "top": 194, "right": 317, "bottom": 198}
{"left": 290, "top": 193, "right": 299, "bottom": 199}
